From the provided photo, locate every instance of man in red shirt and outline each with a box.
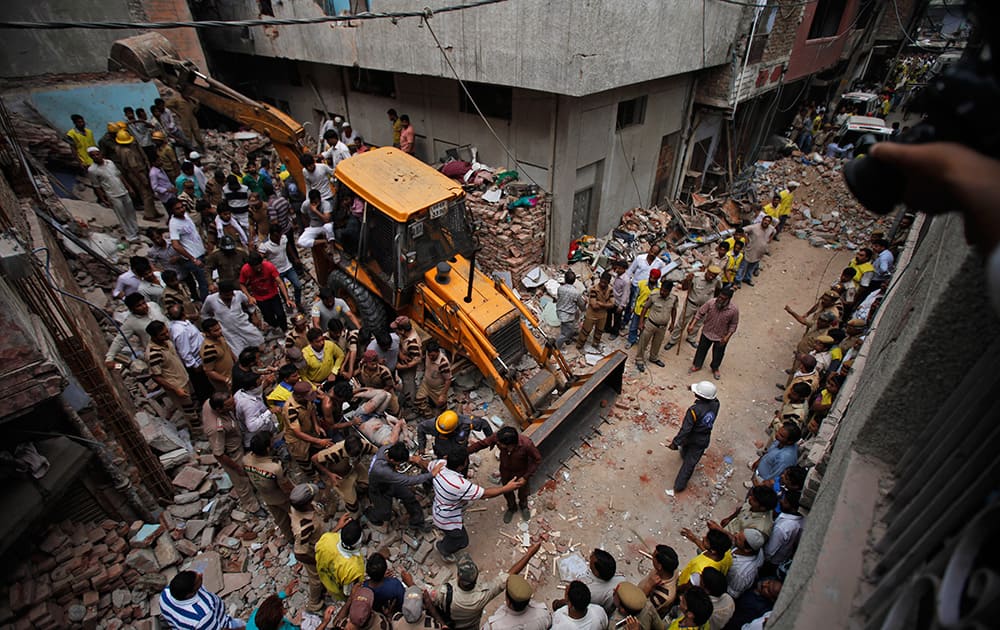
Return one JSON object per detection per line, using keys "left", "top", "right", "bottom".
{"left": 468, "top": 426, "right": 542, "bottom": 523}
{"left": 240, "top": 251, "right": 294, "bottom": 331}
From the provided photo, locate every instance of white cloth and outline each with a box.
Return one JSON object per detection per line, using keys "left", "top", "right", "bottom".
{"left": 200, "top": 291, "right": 264, "bottom": 357}
{"left": 234, "top": 389, "right": 278, "bottom": 446}
{"left": 300, "top": 198, "right": 334, "bottom": 228}
{"left": 322, "top": 141, "right": 351, "bottom": 169}
{"left": 726, "top": 551, "right": 763, "bottom": 598}
{"left": 297, "top": 224, "right": 335, "bottom": 248}
{"left": 105, "top": 303, "right": 167, "bottom": 362}
{"left": 580, "top": 572, "right": 625, "bottom": 615}
{"left": 483, "top": 602, "right": 551, "bottom": 630}
{"left": 551, "top": 604, "right": 608, "bottom": 630}
{"left": 430, "top": 461, "right": 484, "bottom": 531}
{"left": 169, "top": 319, "right": 204, "bottom": 368}
{"left": 764, "top": 512, "right": 803, "bottom": 565}
{"left": 192, "top": 164, "right": 208, "bottom": 193}
{"left": 741, "top": 611, "right": 771, "bottom": 630}
{"left": 258, "top": 236, "right": 293, "bottom": 273}
{"left": 626, "top": 254, "right": 668, "bottom": 288}
{"left": 169, "top": 215, "right": 206, "bottom": 259}
{"left": 88, "top": 160, "right": 128, "bottom": 197}
{"left": 302, "top": 163, "right": 335, "bottom": 200}
{"left": 114, "top": 270, "right": 141, "bottom": 299}
{"left": 215, "top": 215, "right": 249, "bottom": 246}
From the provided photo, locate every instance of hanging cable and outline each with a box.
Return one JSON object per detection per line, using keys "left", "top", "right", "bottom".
{"left": 422, "top": 15, "right": 544, "bottom": 190}
{"left": 0, "top": 0, "right": 510, "bottom": 30}
{"left": 616, "top": 125, "right": 644, "bottom": 207}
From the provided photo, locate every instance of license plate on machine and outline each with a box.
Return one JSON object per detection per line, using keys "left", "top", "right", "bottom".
{"left": 429, "top": 202, "right": 446, "bottom": 219}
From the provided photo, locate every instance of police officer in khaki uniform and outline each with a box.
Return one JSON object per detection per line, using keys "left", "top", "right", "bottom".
{"left": 284, "top": 381, "right": 334, "bottom": 482}
{"left": 481, "top": 575, "right": 551, "bottom": 630}
{"left": 244, "top": 432, "right": 294, "bottom": 541}
{"left": 667, "top": 266, "right": 722, "bottom": 351}
{"left": 429, "top": 546, "right": 540, "bottom": 630}
{"left": 312, "top": 432, "right": 376, "bottom": 515}
{"left": 290, "top": 483, "right": 326, "bottom": 613}
{"left": 611, "top": 582, "right": 665, "bottom": 630}
{"left": 576, "top": 271, "right": 615, "bottom": 352}
{"left": 393, "top": 316, "right": 422, "bottom": 412}
{"left": 635, "top": 280, "right": 677, "bottom": 373}
{"left": 203, "top": 393, "right": 264, "bottom": 515}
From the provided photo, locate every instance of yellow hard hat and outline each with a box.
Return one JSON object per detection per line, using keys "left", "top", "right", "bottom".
{"left": 436, "top": 410, "right": 459, "bottom": 435}
{"left": 107, "top": 122, "right": 119, "bottom": 132}
{"left": 115, "top": 129, "right": 135, "bottom": 145}
{"left": 151, "top": 130, "right": 166, "bottom": 141}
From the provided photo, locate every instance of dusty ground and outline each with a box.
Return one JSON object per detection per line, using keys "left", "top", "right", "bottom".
{"left": 461, "top": 236, "right": 853, "bottom": 613}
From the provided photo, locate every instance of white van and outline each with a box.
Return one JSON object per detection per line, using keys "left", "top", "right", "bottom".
{"left": 840, "top": 92, "right": 882, "bottom": 117}
{"left": 837, "top": 115, "right": 894, "bottom": 146}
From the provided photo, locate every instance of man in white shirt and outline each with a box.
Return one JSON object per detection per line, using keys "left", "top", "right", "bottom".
{"left": 552, "top": 581, "right": 608, "bottom": 630}
{"left": 258, "top": 224, "right": 303, "bottom": 310}
{"left": 764, "top": 493, "right": 804, "bottom": 567}
{"left": 166, "top": 303, "right": 212, "bottom": 402}
{"left": 579, "top": 549, "right": 625, "bottom": 615}
{"left": 726, "top": 529, "right": 765, "bottom": 599}
{"left": 113, "top": 256, "right": 150, "bottom": 300}
{"left": 298, "top": 190, "right": 337, "bottom": 248}
{"left": 625, "top": 245, "right": 668, "bottom": 329}
{"left": 87, "top": 147, "right": 140, "bottom": 242}
{"left": 188, "top": 151, "right": 209, "bottom": 192}
{"left": 430, "top": 450, "right": 524, "bottom": 561}
{"left": 321, "top": 130, "right": 351, "bottom": 169}
{"left": 300, "top": 153, "right": 335, "bottom": 202}
{"left": 483, "top": 575, "right": 551, "bottom": 630}
{"left": 167, "top": 197, "right": 209, "bottom": 300}
{"left": 104, "top": 293, "right": 167, "bottom": 365}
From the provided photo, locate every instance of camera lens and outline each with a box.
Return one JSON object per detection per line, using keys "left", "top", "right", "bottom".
{"left": 843, "top": 155, "right": 905, "bottom": 216}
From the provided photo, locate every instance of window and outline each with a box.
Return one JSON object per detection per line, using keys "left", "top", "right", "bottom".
{"left": 459, "top": 82, "right": 513, "bottom": 121}
{"left": 807, "top": 0, "right": 847, "bottom": 40}
{"left": 349, "top": 67, "right": 395, "bottom": 98}
{"left": 747, "top": 4, "right": 780, "bottom": 63}
{"left": 616, "top": 96, "right": 647, "bottom": 129}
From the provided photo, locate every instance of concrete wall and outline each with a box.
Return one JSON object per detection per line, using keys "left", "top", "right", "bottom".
{"left": 211, "top": 54, "right": 690, "bottom": 262}
{"left": 0, "top": 0, "right": 206, "bottom": 79}
{"left": 769, "top": 213, "right": 1000, "bottom": 628}
{"left": 0, "top": 0, "right": 140, "bottom": 78}
{"left": 199, "top": 0, "right": 744, "bottom": 97}
{"left": 549, "top": 75, "right": 693, "bottom": 260}
{"left": 786, "top": 0, "right": 861, "bottom": 81}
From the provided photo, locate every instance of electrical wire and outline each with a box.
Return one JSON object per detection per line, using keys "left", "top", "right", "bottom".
{"left": 712, "top": 0, "right": 817, "bottom": 8}
{"left": 891, "top": 0, "right": 935, "bottom": 51}
{"left": 422, "top": 16, "right": 544, "bottom": 190}
{"left": 0, "top": 0, "right": 509, "bottom": 30}
{"left": 617, "top": 126, "right": 645, "bottom": 207}
{"left": 32, "top": 247, "right": 139, "bottom": 359}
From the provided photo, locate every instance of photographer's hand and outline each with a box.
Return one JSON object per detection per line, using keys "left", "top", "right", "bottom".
{"left": 870, "top": 141, "right": 1000, "bottom": 252}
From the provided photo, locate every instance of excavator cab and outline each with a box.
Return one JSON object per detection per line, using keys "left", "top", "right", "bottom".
{"left": 334, "top": 149, "right": 626, "bottom": 482}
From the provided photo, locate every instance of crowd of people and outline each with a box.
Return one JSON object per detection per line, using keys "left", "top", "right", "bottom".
{"left": 542, "top": 181, "right": 900, "bottom": 629}
{"left": 72, "top": 89, "right": 902, "bottom": 630}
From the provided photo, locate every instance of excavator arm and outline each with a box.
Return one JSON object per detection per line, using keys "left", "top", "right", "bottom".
{"left": 109, "top": 32, "right": 308, "bottom": 193}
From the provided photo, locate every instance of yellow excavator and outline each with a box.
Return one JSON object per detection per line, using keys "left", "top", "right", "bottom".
{"left": 110, "top": 33, "right": 626, "bottom": 482}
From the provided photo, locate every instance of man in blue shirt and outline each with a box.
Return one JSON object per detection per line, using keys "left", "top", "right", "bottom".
{"left": 872, "top": 237, "right": 895, "bottom": 284}
{"left": 748, "top": 422, "right": 801, "bottom": 488}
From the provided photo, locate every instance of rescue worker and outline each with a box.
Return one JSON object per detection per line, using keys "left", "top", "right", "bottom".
{"left": 666, "top": 381, "right": 720, "bottom": 494}
{"left": 417, "top": 410, "right": 493, "bottom": 460}
{"left": 115, "top": 128, "right": 161, "bottom": 220}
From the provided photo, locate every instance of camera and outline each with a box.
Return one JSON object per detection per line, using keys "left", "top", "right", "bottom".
{"left": 843, "top": 57, "right": 1000, "bottom": 215}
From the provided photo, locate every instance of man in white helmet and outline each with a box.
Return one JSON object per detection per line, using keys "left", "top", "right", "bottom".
{"left": 666, "top": 381, "right": 720, "bottom": 493}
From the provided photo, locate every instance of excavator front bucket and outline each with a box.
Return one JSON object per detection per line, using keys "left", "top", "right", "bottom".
{"left": 523, "top": 350, "right": 627, "bottom": 485}
{"left": 109, "top": 32, "right": 179, "bottom": 79}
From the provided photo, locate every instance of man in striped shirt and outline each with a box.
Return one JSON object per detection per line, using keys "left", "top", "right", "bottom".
{"left": 159, "top": 570, "right": 245, "bottom": 629}
{"left": 430, "top": 450, "right": 525, "bottom": 561}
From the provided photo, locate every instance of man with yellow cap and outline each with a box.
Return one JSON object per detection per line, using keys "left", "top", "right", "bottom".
{"left": 416, "top": 409, "right": 492, "bottom": 460}
{"left": 481, "top": 574, "right": 551, "bottom": 630}
{"left": 666, "top": 266, "right": 722, "bottom": 352}
{"left": 115, "top": 127, "right": 161, "bottom": 220}
{"left": 98, "top": 121, "right": 123, "bottom": 161}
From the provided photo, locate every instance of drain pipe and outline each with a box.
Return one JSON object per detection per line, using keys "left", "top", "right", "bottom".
{"left": 59, "top": 396, "right": 157, "bottom": 521}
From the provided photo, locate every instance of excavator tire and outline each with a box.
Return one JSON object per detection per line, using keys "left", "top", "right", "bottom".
{"left": 327, "top": 269, "right": 389, "bottom": 333}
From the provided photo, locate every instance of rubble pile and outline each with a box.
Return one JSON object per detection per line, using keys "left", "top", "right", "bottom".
{"left": 465, "top": 186, "right": 549, "bottom": 281}
{"left": 752, "top": 154, "right": 893, "bottom": 249}
{"left": 198, "top": 129, "right": 274, "bottom": 172}
{"left": 7, "top": 112, "right": 77, "bottom": 169}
